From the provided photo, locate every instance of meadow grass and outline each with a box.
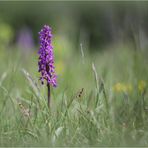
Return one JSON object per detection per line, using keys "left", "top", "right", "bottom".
{"left": 0, "top": 44, "right": 148, "bottom": 146}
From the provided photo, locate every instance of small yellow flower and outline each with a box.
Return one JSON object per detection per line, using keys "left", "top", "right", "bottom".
{"left": 113, "top": 83, "right": 133, "bottom": 93}
{"left": 138, "top": 80, "right": 146, "bottom": 93}
{"left": 113, "top": 83, "right": 125, "bottom": 92}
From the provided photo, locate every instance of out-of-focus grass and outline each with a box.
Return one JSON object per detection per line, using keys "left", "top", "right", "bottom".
{"left": 0, "top": 44, "right": 148, "bottom": 146}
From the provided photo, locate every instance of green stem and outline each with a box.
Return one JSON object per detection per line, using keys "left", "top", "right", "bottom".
{"left": 47, "top": 83, "right": 50, "bottom": 108}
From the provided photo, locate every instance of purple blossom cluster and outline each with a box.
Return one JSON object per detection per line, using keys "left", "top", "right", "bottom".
{"left": 38, "top": 25, "right": 57, "bottom": 87}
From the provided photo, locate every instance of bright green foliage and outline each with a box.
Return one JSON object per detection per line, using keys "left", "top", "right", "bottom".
{"left": 0, "top": 21, "right": 13, "bottom": 49}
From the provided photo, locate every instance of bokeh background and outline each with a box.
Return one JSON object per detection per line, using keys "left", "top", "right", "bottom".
{"left": 1, "top": 1, "right": 148, "bottom": 51}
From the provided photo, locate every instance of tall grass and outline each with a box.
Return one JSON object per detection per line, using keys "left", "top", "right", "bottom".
{"left": 0, "top": 44, "right": 148, "bottom": 146}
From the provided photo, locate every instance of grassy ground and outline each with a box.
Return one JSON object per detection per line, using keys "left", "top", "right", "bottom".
{"left": 0, "top": 44, "right": 148, "bottom": 146}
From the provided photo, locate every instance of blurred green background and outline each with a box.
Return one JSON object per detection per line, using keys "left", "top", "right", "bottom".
{"left": 0, "top": 1, "right": 148, "bottom": 50}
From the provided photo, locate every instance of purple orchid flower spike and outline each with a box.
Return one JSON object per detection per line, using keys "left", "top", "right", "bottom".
{"left": 38, "top": 25, "right": 57, "bottom": 107}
